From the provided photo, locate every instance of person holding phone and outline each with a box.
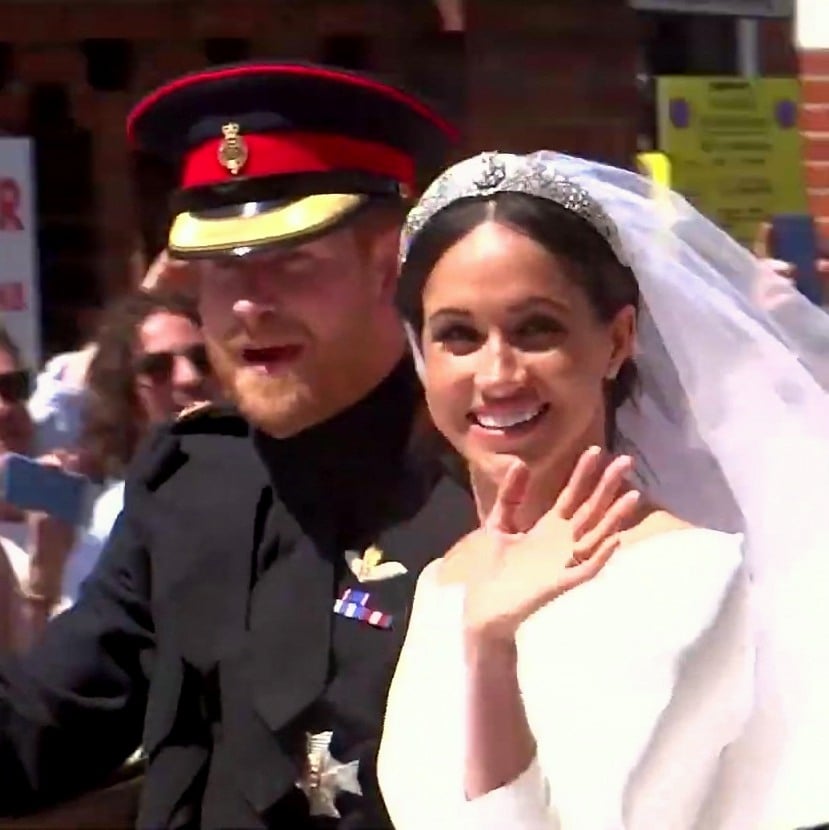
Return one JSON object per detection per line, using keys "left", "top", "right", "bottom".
{"left": 1, "top": 289, "right": 217, "bottom": 648}
{"left": 0, "top": 327, "right": 77, "bottom": 651}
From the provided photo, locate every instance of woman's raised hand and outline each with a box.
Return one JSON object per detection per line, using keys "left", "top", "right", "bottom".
{"left": 463, "top": 447, "right": 641, "bottom": 644}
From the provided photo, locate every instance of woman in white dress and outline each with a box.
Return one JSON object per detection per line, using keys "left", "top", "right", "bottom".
{"left": 377, "top": 152, "right": 829, "bottom": 829}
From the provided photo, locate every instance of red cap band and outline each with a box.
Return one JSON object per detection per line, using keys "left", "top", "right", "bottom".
{"left": 182, "top": 132, "right": 416, "bottom": 189}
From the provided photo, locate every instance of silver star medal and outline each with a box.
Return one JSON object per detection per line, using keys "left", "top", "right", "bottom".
{"left": 295, "top": 730, "right": 362, "bottom": 818}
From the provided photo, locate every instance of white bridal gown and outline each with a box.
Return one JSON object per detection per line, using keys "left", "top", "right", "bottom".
{"left": 377, "top": 528, "right": 781, "bottom": 830}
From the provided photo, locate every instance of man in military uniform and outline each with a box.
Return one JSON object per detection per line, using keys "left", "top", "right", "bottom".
{"left": 0, "top": 62, "right": 472, "bottom": 828}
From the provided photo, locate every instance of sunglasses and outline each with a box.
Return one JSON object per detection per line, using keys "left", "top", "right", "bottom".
{"left": 0, "top": 369, "right": 30, "bottom": 402}
{"left": 134, "top": 344, "right": 210, "bottom": 383}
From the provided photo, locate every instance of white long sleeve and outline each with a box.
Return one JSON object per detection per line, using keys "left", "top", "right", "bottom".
{"left": 379, "top": 529, "right": 755, "bottom": 830}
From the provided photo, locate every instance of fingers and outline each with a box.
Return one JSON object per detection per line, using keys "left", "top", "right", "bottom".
{"left": 570, "top": 454, "right": 634, "bottom": 537}
{"left": 563, "top": 533, "right": 621, "bottom": 589}
{"left": 141, "top": 250, "right": 195, "bottom": 292}
{"left": 28, "top": 512, "right": 76, "bottom": 561}
{"left": 36, "top": 453, "right": 65, "bottom": 469}
{"left": 552, "top": 447, "right": 633, "bottom": 528}
{"left": 570, "top": 489, "right": 641, "bottom": 564}
{"left": 485, "top": 459, "right": 531, "bottom": 535}
{"left": 554, "top": 446, "right": 604, "bottom": 520}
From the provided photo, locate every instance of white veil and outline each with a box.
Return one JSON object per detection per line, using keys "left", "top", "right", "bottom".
{"left": 400, "top": 151, "right": 829, "bottom": 827}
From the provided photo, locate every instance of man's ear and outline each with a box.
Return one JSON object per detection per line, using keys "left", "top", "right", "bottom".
{"left": 371, "top": 222, "right": 403, "bottom": 303}
{"left": 355, "top": 205, "right": 405, "bottom": 303}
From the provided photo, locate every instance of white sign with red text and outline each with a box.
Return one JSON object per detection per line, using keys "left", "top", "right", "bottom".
{"left": 0, "top": 138, "right": 40, "bottom": 369}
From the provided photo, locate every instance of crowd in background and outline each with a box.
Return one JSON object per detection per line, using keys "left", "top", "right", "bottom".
{"left": 0, "top": 254, "right": 218, "bottom": 652}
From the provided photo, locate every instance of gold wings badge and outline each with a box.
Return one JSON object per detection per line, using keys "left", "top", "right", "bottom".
{"left": 344, "top": 545, "right": 408, "bottom": 583}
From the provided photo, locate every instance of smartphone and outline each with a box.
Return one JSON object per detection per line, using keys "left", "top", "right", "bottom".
{"left": 0, "top": 454, "right": 91, "bottom": 526}
{"left": 771, "top": 214, "right": 822, "bottom": 306}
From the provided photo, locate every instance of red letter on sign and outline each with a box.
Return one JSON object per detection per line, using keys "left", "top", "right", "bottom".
{"left": 0, "top": 282, "right": 25, "bottom": 311}
{"left": 0, "top": 179, "right": 23, "bottom": 231}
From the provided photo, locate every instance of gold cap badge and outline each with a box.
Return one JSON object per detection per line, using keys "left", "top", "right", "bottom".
{"left": 217, "top": 122, "right": 248, "bottom": 176}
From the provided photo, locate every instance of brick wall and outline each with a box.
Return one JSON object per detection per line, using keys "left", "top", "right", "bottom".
{"left": 0, "top": 1, "right": 447, "bottom": 348}
{"left": 799, "top": 49, "right": 829, "bottom": 241}
{"left": 465, "top": 0, "right": 639, "bottom": 165}
{"left": 761, "top": 18, "right": 799, "bottom": 75}
{"left": 0, "top": 0, "right": 798, "bottom": 352}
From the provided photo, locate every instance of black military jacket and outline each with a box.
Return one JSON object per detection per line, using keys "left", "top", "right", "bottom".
{"left": 0, "top": 360, "right": 476, "bottom": 828}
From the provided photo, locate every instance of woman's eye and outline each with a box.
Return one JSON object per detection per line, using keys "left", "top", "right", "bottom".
{"left": 433, "top": 323, "right": 480, "bottom": 343}
{"left": 513, "top": 316, "right": 565, "bottom": 346}
{"left": 430, "top": 323, "right": 483, "bottom": 353}
{"left": 518, "top": 316, "right": 563, "bottom": 336}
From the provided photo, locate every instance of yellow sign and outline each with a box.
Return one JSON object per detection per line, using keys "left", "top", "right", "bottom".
{"left": 657, "top": 77, "right": 808, "bottom": 247}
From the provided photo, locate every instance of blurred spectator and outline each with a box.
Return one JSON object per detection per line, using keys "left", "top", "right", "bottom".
{"left": 2, "top": 291, "right": 218, "bottom": 650}
{"left": 80, "top": 289, "right": 213, "bottom": 481}
{"left": 0, "top": 327, "right": 34, "bottom": 460}
{"left": 28, "top": 248, "right": 194, "bottom": 458}
{"left": 61, "top": 289, "right": 217, "bottom": 603}
{"left": 0, "top": 327, "right": 75, "bottom": 652}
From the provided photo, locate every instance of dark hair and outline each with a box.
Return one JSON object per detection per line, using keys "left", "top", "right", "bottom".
{"left": 398, "top": 192, "right": 640, "bottom": 440}
{"left": 80, "top": 289, "right": 201, "bottom": 480}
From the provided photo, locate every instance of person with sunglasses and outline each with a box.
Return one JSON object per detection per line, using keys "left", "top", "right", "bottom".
{"left": 55, "top": 289, "right": 218, "bottom": 608}
{"left": 78, "top": 289, "right": 214, "bottom": 479}
{"left": 28, "top": 251, "right": 210, "bottom": 461}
